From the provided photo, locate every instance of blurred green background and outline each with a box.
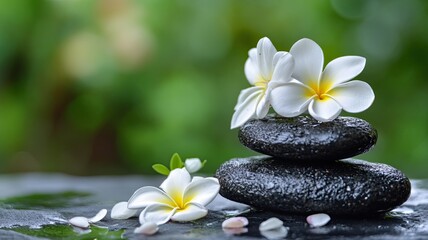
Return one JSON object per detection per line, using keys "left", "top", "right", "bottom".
{"left": 0, "top": 0, "right": 427, "bottom": 177}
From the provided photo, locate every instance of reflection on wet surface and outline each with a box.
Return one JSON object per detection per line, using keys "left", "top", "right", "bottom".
{"left": 0, "top": 174, "right": 427, "bottom": 239}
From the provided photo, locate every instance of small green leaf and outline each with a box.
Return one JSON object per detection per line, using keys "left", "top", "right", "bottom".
{"left": 170, "top": 153, "right": 183, "bottom": 170}
{"left": 201, "top": 159, "right": 207, "bottom": 167}
{"left": 152, "top": 164, "right": 170, "bottom": 175}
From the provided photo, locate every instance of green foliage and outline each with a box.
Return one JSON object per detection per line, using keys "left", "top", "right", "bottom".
{"left": 0, "top": 0, "right": 427, "bottom": 177}
{"left": 152, "top": 163, "right": 170, "bottom": 176}
{"left": 0, "top": 192, "right": 91, "bottom": 209}
{"left": 152, "top": 153, "right": 185, "bottom": 175}
{"left": 170, "top": 153, "right": 184, "bottom": 170}
{"left": 9, "top": 225, "right": 124, "bottom": 239}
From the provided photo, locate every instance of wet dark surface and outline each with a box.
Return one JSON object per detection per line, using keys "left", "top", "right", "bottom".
{"left": 0, "top": 173, "right": 427, "bottom": 239}
{"left": 216, "top": 156, "right": 411, "bottom": 215}
{"left": 239, "top": 115, "right": 377, "bottom": 161}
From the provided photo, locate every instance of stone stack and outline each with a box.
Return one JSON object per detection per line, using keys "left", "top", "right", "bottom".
{"left": 215, "top": 115, "right": 411, "bottom": 215}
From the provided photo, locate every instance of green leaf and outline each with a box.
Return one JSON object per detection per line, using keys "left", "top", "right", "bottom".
{"left": 170, "top": 153, "right": 183, "bottom": 170}
{"left": 152, "top": 164, "right": 170, "bottom": 175}
{"left": 201, "top": 159, "right": 207, "bottom": 167}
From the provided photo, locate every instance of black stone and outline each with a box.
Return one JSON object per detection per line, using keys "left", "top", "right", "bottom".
{"left": 239, "top": 115, "right": 377, "bottom": 161}
{"left": 215, "top": 156, "right": 411, "bottom": 216}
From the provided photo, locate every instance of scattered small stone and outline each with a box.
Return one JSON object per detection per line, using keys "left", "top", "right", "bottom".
{"left": 134, "top": 222, "right": 159, "bottom": 235}
{"left": 222, "top": 227, "right": 248, "bottom": 235}
{"left": 259, "top": 217, "right": 283, "bottom": 231}
{"left": 222, "top": 217, "right": 249, "bottom": 228}
{"left": 260, "top": 226, "right": 289, "bottom": 240}
{"left": 69, "top": 209, "right": 107, "bottom": 228}
{"left": 238, "top": 115, "right": 377, "bottom": 161}
{"left": 69, "top": 216, "right": 90, "bottom": 228}
{"left": 306, "top": 213, "right": 331, "bottom": 227}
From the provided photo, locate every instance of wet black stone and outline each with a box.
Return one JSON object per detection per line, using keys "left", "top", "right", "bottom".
{"left": 238, "top": 115, "right": 377, "bottom": 161}
{"left": 215, "top": 156, "right": 411, "bottom": 216}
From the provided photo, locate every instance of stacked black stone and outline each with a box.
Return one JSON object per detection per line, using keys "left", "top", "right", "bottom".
{"left": 215, "top": 115, "right": 411, "bottom": 215}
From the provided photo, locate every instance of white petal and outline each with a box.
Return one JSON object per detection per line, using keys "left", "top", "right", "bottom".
{"left": 222, "top": 217, "right": 249, "bottom": 228}
{"left": 159, "top": 168, "right": 191, "bottom": 207}
{"left": 69, "top": 217, "right": 90, "bottom": 228}
{"left": 270, "top": 81, "right": 314, "bottom": 117}
{"left": 260, "top": 226, "right": 289, "bottom": 240}
{"left": 290, "top": 38, "right": 324, "bottom": 86}
{"left": 88, "top": 209, "right": 107, "bottom": 223}
{"left": 231, "top": 90, "right": 262, "bottom": 129}
{"left": 272, "top": 51, "right": 288, "bottom": 67}
{"left": 234, "top": 87, "right": 261, "bottom": 110}
{"left": 245, "top": 49, "right": 260, "bottom": 85}
{"left": 308, "top": 97, "right": 342, "bottom": 122}
{"left": 271, "top": 53, "right": 294, "bottom": 83}
{"left": 248, "top": 48, "right": 258, "bottom": 65}
{"left": 191, "top": 176, "right": 204, "bottom": 183}
{"left": 128, "top": 186, "right": 176, "bottom": 209}
{"left": 171, "top": 203, "right": 208, "bottom": 222}
{"left": 184, "top": 158, "right": 202, "bottom": 173}
{"left": 257, "top": 37, "right": 277, "bottom": 80}
{"left": 139, "top": 203, "right": 177, "bottom": 225}
{"left": 306, "top": 213, "right": 331, "bottom": 227}
{"left": 328, "top": 80, "right": 375, "bottom": 113}
{"left": 183, "top": 177, "right": 220, "bottom": 206}
{"left": 255, "top": 95, "right": 270, "bottom": 119}
{"left": 111, "top": 202, "right": 138, "bottom": 219}
{"left": 321, "top": 56, "right": 366, "bottom": 87}
{"left": 134, "top": 222, "right": 159, "bottom": 235}
{"left": 259, "top": 217, "right": 284, "bottom": 231}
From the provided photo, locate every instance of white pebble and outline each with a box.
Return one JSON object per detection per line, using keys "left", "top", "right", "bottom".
{"left": 222, "top": 217, "right": 249, "bottom": 228}
{"left": 306, "top": 213, "right": 331, "bottom": 227}
{"left": 69, "top": 216, "right": 90, "bottom": 228}
{"left": 134, "top": 222, "right": 159, "bottom": 235}
{"left": 260, "top": 226, "right": 289, "bottom": 240}
{"left": 222, "top": 227, "right": 248, "bottom": 235}
{"left": 89, "top": 209, "right": 107, "bottom": 223}
{"left": 259, "top": 217, "right": 283, "bottom": 231}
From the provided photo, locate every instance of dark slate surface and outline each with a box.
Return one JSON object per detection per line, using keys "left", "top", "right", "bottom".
{"left": 0, "top": 173, "right": 427, "bottom": 239}
{"left": 216, "top": 156, "right": 411, "bottom": 215}
{"left": 239, "top": 115, "right": 377, "bottom": 161}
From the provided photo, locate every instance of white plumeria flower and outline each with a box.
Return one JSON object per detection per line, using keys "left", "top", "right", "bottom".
{"left": 184, "top": 158, "right": 202, "bottom": 173}
{"left": 271, "top": 38, "right": 375, "bottom": 122}
{"left": 231, "top": 37, "right": 294, "bottom": 129}
{"left": 126, "top": 168, "right": 220, "bottom": 225}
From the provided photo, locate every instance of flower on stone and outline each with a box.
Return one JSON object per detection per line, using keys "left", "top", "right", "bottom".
{"left": 231, "top": 37, "right": 294, "bottom": 129}
{"left": 270, "top": 38, "right": 375, "bottom": 122}
{"left": 127, "top": 168, "right": 220, "bottom": 225}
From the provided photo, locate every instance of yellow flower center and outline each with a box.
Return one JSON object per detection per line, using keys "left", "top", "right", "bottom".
{"left": 307, "top": 79, "right": 333, "bottom": 101}
{"left": 171, "top": 191, "right": 185, "bottom": 209}
{"left": 254, "top": 75, "right": 269, "bottom": 91}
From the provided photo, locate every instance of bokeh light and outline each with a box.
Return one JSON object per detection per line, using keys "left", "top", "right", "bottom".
{"left": 0, "top": 0, "right": 427, "bottom": 178}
